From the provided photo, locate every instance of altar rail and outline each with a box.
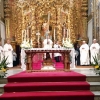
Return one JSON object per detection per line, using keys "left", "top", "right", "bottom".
{"left": 25, "top": 48, "right": 72, "bottom": 72}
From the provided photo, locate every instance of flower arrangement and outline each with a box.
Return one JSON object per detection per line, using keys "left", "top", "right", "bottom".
{"left": 20, "top": 40, "right": 32, "bottom": 49}
{"left": 62, "top": 38, "right": 73, "bottom": 48}
{"left": 0, "top": 56, "right": 9, "bottom": 78}
{"left": 91, "top": 54, "right": 100, "bottom": 75}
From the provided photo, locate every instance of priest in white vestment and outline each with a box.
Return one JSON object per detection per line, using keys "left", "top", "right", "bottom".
{"left": 0, "top": 41, "right": 4, "bottom": 62}
{"left": 90, "top": 39, "right": 100, "bottom": 64}
{"left": 54, "top": 41, "right": 62, "bottom": 62}
{"left": 80, "top": 41, "right": 90, "bottom": 65}
{"left": 4, "top": 39, "right": 13, "bottom": 67}
{"left": 43, "top": 36, "right": 53, "bottom": 59}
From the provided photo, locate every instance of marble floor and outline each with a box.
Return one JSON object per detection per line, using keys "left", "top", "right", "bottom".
{"left": 5, "top": 66, "right": 98, "bottom": 77}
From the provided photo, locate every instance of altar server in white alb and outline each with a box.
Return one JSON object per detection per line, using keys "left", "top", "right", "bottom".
{"left": 80, "top": 41, "right": 90, "bottom": 65}
{"left": 4, "top": 39, "right": 13, "bottom": 67}
{"left": 90, "top": 39, "right": 100, "bottom": 64}
{"left": 43, "top": 35, "right": 53, "bottom": 59}
{"left": 0, "top": 41, "right": 4, "bottom": 62}
{"left": 54, "top": 41, "right": 62, "bottom": 62}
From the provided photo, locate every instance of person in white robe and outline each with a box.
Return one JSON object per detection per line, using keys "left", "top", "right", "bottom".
{"left": 90, "top": 39, "right": 100, "bottom": 64}
{"left": 21, "top": 49, "right": 26, "bottom": 71}
{"left": 0, "top": 41, "right": 4, "bottom": 62}
{"left": 54, "top": 41, "right": 62, "bottom": 62}
{"left": 43, "top": 36, "right": 53, "bottom": 59}
{"left": 4, "top": 39, "right": 13, "bottom": 67}
{"left": 80, "top": 41, "right": 90, "bottom": 65}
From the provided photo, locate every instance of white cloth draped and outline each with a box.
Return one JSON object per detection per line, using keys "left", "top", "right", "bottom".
{"left": 4, "top": 43, "right": 13, "bottom": 67}
{"left": 21, "top": 49, "right": 26, "bottom": 71}
{"left": 70, "top": 48, "right": 76, "bottom": 68}
{"left": 80, "top": 44, "right": 90, "bottom": 65}
{"left": 90, "top": 43, "right": 100, "bottom": 63}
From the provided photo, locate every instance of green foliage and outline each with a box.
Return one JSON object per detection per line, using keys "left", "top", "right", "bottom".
{"left": 0, "top": 56, "right": 9, "bottom": 78}
{"left": 91, "top": 55, "right": 98, "bottom": 66}
{"left": 91, "top": 54, "right": 100, "bottom": 75}
{"left": 0, "top": 56, "right": 9, "bottom": 70}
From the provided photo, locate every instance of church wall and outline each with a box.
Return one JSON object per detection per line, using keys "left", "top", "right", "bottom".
{"left": 0, "top": 20, "right": 6, "bottom": 46}
{"left": 87, "top": 19, "right": 93, "bottom": 46}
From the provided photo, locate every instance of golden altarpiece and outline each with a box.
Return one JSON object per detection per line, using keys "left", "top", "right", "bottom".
{"left": 4, "top": 0, "right": 88, "bottom": 49}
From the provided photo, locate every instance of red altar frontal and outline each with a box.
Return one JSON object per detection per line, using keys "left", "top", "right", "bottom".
{"left": 25, "top": 48, "right": 71, "bottom": 72}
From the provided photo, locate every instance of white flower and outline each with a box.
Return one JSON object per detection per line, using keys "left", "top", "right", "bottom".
{"left": 62, "top": 38, "right": 73, "bottom": 48}
{"left": 20, "top": 40, "right": 32, "bottom": 49}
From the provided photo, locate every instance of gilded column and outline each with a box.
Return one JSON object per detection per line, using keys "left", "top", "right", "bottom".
{"left": 4, "top": 0, "right": 10, "bottom": 38}
{"left": 31, "top": 8, "right": 37, "bottom": 47}
{"left": 56, "top": 5, "right": 62, "bottom": 44}
{"left": 81, "top": 0, "right": 88, "bottom": 41}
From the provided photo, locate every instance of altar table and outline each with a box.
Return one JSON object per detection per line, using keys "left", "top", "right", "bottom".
{"left": 25, "top": 48, "right": 72, "bottom": 72}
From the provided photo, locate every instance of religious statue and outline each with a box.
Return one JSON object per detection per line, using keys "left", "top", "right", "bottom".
{"left": 42, "top": 20, "right": 50, "bottom": 38}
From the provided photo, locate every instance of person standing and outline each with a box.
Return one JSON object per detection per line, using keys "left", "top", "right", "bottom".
{"left": 43, "top": 35, "right": 53, "bottom": 59}
{"left": 4, "top": 39, "right": 13, "bottom": 68}
{"left": 0, "top": 41, "right": 4, "bottom": 62}
{"left": 90, "top": 39, "right": 100, "bottom": 64}
{"left": 80, "top": 41, "right": 90, "bottom": 65}
{"left": 54, "top": 41, "right": 62, "bottom": 62}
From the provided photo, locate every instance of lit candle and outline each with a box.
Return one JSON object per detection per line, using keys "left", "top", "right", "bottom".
{"left": 25, "top": 30, "right": 26, "bottom": 41}
{"left": 22, "top": 30, "right": 23, "bottom": 42}
{"left": 54, "top": 28, "right": 55, "bottom": 41}
{"left": 31, "top": 38, "right": 33, "bottom": 45}
{"left": 67, "top": 29, "right": 68, "bottom": 38}
{"left": 63, "top": 28, "right": 65, "bottom": 38}
{"left": 69, "top": 29, "right": 70, "bottom": 42}
{"left": 48, "top": 12, "right": 50, "bottom": 23}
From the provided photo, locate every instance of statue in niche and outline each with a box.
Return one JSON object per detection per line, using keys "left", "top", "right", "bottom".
{"left": 41, "top": 12, "right": 52, "bottom": 40}
{"left": 41, "top": 20, "right": 52, "bottom": 40}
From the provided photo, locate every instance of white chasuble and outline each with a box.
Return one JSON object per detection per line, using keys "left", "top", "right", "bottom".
{"left": 80, "top": 44, "right": 90, "bottom": 65}
{"left": 43, "top": 39, "right": 53, "bottom": 58}
{"left": 90, "top": 43, "right": 100, "bottom": 63}
{"left": 4, "top": 43, "right": 13, "bottom": 67}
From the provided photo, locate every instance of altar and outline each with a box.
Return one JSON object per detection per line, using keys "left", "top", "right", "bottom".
{"left": 25, "top": 48, "right": 72, "bottom": 72}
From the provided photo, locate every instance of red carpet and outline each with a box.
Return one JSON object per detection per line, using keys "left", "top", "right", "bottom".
{"left": 0, "top": 71, "right": 94, "bottom": 100}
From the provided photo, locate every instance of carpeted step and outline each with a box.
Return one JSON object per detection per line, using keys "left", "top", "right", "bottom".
{"left": 0, "top": 91, "right": 94, "bottom": 100}
{"left": 4, "top": 81, "right": 90, "bottom": 92}
{"left": 7, "top": 71, "right": 86, "bottom": 82}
